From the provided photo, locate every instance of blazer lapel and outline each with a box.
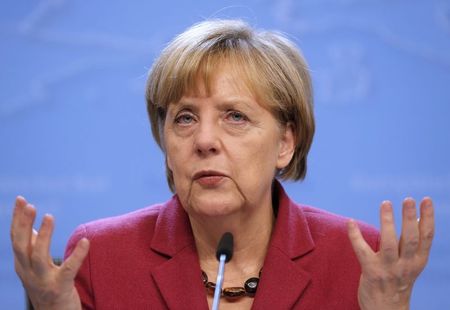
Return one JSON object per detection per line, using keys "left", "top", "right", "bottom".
{"left": 252, "top": 247, "right": 312, "bottom": 309}
{"left": 252, "top": 182, "right": 315, "bottom": 309}
{"left": 152, "top": 245, "right": 208, "bottom": 309}
{"left": 150, "top": 196, "right": 209, "bottom": 310}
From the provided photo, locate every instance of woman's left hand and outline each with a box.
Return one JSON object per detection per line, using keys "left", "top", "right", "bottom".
{"left": 347, "top": 197, "right": 435, "bottom": 310}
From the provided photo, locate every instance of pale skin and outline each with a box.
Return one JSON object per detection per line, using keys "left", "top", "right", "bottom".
{"left": 10, "top": 197, "right": 89, "bottom": 310}
{"left": 10, "top": 67, "right": 435, "bottom": 309}
{"left": 348, "top": 198, "right": 435, "bottom": 310}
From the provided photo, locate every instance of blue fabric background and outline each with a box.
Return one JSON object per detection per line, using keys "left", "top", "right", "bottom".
{"left": 1, "top": 0, "right": 449, "bottom": 308}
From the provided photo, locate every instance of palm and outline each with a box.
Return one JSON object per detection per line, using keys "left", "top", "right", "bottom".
{"left": 11, "top": 196, "right": 89, "bottom": 310}
{"left": 348, "top": 198, "right": 434, "bottom": 310}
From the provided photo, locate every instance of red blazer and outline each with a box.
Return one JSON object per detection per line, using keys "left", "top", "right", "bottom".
{"left": 65, "top": 183, "right": 379, "bottom": 309}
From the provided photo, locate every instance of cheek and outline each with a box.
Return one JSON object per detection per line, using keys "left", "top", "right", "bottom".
{"left": 164, "top": 132, "right": 192, "bottom": 175}
{"left": 165, "top": 143, "right": 179, "bottom": 172}
{"left": 163, "top": 131, "right": 179, "bottom": 172}
{"left": 233, "top": 137, "right": 280, "bottom": 176}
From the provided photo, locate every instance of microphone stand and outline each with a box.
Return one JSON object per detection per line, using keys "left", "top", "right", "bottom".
{"left": 212, "top": 254, "right": 226, "bottom": 310}
{"left": 212, "top": 232, "right": 233, "bottom": 310}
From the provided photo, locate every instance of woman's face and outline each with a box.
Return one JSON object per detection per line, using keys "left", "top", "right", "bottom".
{"left": 163, "top": 65, "right": 295, "bottom": 218}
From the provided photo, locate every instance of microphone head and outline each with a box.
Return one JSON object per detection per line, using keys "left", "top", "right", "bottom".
{"left": 216, "top": 232, "right": 233, "bottom": 263}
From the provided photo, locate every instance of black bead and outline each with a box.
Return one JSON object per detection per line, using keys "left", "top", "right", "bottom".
{"left": 244, "top": 277, "right": 259, "bottom": 295}
{"left": 201, "top": 270, "right": 208, "bottom": 285}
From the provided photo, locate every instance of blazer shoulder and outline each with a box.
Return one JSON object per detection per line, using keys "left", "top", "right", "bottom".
{"left": 86, "top": 203, "right": 163, "bottom": 233}
{"left": 300, "top": 204, "right": 380, "bottom": 250}
{"left": 65, "top": 202, "right": 165, "bottom": 258}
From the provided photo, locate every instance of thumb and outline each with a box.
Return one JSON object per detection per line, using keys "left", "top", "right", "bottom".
{"left": 347, "top": 219, "right": 373, "bottom": 266}
{"left": 60, "top": 238, "right": 90, "bottom": 281}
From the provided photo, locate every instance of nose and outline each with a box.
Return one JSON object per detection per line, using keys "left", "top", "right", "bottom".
{"left": 194, "top": 120, "right": 220, "bottom": 157}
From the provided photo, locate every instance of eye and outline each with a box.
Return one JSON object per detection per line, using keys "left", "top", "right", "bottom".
{"left": 226, "top": 111, "right": 247, "bottom": 123}
{"left": 175, "top": 112, "right": 195, "bottom": 125}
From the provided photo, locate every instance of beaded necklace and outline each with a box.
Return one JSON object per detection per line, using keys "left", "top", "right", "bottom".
{"left": 201, "top": 269, "right": 261, "bottom": 299}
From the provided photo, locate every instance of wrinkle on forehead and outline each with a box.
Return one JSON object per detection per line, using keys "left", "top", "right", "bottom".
{"left": 183, "top": 59, "right": 255, "bottom": 99}
{"left": 162, "top": 51, "right": 281, "bottom": 125}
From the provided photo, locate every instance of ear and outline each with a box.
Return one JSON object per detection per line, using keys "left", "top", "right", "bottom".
{"left": 276, "top": 123, "right": 295, "bottom": 169}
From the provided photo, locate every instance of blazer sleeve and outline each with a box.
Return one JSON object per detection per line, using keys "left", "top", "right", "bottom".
{"left": 64, "top": 224, "right": 95, "bottom": 310}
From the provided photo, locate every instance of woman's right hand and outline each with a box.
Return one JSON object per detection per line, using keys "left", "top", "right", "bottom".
{"left": 10, "top": 196, "right": 90, "bottom": 310}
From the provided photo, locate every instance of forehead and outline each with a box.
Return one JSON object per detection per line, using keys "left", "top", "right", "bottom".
{"left": 185, "top": 64, "right": 253, "bottom": 97}
{"left": 178, "top": 61, "right": 274, "bottom": 113}
{"left": 157, "top": 53, "right": 279, "bottom": 121}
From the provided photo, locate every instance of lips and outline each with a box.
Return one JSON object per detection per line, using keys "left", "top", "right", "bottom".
{"left": 193, "top": 170, "right": 227, "bottom": 187}
{"left": 193, "top": 170, "right": 227, "bottom": 179}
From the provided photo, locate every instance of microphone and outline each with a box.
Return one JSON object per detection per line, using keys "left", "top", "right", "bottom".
{"left": 216, "top": 232, "right": 233, "bottom": 262}
{"left": 212, "top": 232, "right": 234, "bottom": 310}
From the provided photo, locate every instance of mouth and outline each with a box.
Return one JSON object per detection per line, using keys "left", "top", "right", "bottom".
{"left": 193, "top": 170, "right": 227, "bottom": 179}
{"left": 193, "top": 170, "right": 227, "bottom": 187}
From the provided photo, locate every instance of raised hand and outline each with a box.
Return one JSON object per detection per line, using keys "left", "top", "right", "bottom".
{"left": 10, "top": 196, "right": 89, "bottom": 310}
{"left": 348, "top": 197, "right": 434, "bottom": 310}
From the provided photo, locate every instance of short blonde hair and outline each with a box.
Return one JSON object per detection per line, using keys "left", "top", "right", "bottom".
{"left": 146, "top": 19, "right": 315, "bottom": 192}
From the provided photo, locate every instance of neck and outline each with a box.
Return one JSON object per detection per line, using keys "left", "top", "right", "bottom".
{"left": 188, "top": 199, "right": 275, "bottom": 279}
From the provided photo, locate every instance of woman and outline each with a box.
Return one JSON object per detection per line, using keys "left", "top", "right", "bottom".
{"left": 11, "top": 19, "right": 434, "bottom": 309}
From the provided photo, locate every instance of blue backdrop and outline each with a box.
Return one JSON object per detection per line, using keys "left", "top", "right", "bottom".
{"left": 1, "top": 0, "right": 449, "bottom": 308}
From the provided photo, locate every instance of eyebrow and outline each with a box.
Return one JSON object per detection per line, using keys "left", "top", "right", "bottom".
{"left": 170, "top": 97, "right": 258, "bottom": 113}
{"left": 218, "top": 98, "right": 255, "bottom": 110}
{"left": 167, "top": 101, "right": 198, "bottom": 114}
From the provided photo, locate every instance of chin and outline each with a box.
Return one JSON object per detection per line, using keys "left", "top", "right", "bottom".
{"left": 187, "top": 191, "right": 244, "bottom": 217}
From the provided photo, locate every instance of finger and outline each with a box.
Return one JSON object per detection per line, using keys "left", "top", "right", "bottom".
{"left": 417, "top": 197, "right": 434, "bottom": 258}
{"left": 31, "top": 214, "right": 55, "bottom": 275}
{"left": 347, "top": 219, "right": 375, "bottom": 267}
{"left": 379, "top": 201, "right": 399, "bottom": 264}
{"left": 60, "top": 238, "right": 90, "bottom": 281}
{"left": 11, "top": 198, "right": 37, "bottom": 269}
{"left": 13, "top": 255, "right": 34, "bottom": 285}
{"left": 399, "top": 198, "right": 419, "bottom": 259}
{"left": 10, "top": 196, "right": 28, "bottom": 242}
{"left": 31, "top": 228, "right": 38, "bottom": 246}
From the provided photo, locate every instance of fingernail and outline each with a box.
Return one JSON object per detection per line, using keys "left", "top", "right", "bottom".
{"left": 382, "top": 202, "right": 392, "bottom": 211}
{"left": 42, "top": 214, "right": 50, "bottom": 223}
{"left": 24, "top": 204, "right": 34, "bottom": 215}
{"left": 80, "top": 238, "right": 90, "bottom": 248}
